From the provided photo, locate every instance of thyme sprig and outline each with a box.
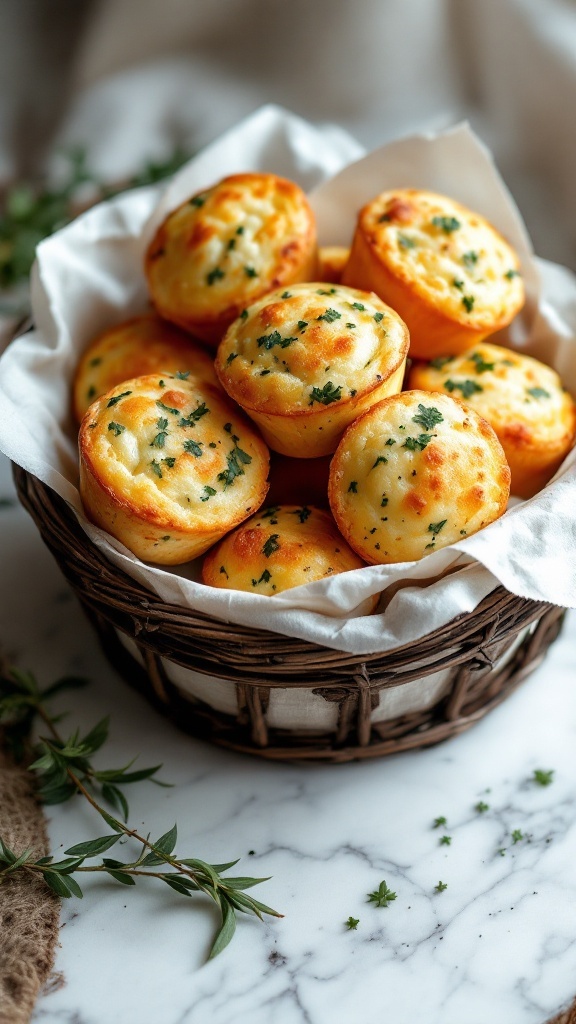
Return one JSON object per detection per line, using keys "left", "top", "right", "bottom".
{"left": 0, "top": 665, "right": 282, "bottom": 959}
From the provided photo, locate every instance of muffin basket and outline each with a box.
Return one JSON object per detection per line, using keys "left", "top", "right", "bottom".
{"left": 14, "top": 464, "right": 565, "bottom": 763}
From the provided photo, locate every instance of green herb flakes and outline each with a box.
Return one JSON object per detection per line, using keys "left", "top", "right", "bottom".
{"left": 262, "top": 534, "right": 280, "bottom": 558}
{"left": 444, "top": 379, "right": 483, "bottom": 398}
{"left": 107, "top": 422, "right": 125, "bottom": 437}
{"left": 398, "top": 234, "right": 415, "bottom": 250}
{"left": 183, "top": 439, "right": 203, "bottom": 457}
{"left": 462, "top": 250, "right": 479, "bottom": 268}
{"left": 402, "top": 434, "right": 434, "bottom": 452}
{"left": 244, "top": 266, "right": 257, "bottom": 278}
{"left": 309, "top": 381, "right": 342, "bottom": 406}
{"left": 527, "top": 387, "right": 551, "bottom": 399}
{"left": 470, "top": 352, "right": 495, "bottom": 373}
{"left": 107, "top": 391, "right": 132, "bottom": 408}
{"left": 348, "top": 481, "right": 358, "bottom": 493}
{"left": 412, "top": 404, "right": 443, "bottom": 430}
{"left": 200, "top": 486, "right": 217, "bottom": 502}
{"left": 317, "top": 308, "right": 341, "bottom": 324}
{"left": 462, "top": 295, "right": 475, "bottom": 313}
{"left": 428, "top": 520, "right": 447, "bottom": 536}
{"left": 207, "top": 266, "right": 225, "bottom": 286}
{"left": 252, "top": 569, "right": 272, "bottom": 586}
{"left": 367, "top": 881, "right": 397, "bottom": 908}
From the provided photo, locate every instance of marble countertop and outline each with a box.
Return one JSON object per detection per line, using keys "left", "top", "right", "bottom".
{"left": 1, "top": 450, "right": 575, "bottom": 1024}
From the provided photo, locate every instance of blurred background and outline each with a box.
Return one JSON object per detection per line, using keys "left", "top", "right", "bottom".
{"left": 0, "top": 0, "right": 575, "bottom": 298}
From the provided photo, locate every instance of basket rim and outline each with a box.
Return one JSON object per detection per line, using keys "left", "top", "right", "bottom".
{"left": 13, "top": 463, "right": 555, "bottom": 667}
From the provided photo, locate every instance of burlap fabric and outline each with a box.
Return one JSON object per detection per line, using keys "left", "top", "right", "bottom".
{"left": 0, "top": 744, "right": 59, "bottom": 1024}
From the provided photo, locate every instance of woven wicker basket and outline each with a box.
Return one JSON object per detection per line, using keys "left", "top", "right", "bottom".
{"left": 13, "top": 464, "right": 564, "bottom": 763}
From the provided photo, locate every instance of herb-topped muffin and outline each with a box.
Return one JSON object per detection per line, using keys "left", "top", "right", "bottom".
{"left": 215, "top": 282, "right": 409, "bottom": 458}
{"left": 79, "top": 375, "right": 269, "bottom": 564}
{"left": 342, "top": 188, "right": 525, "bottom": 359}
{"left": 145, "top": 173, "right": 318, "bottom": 346}
{"left": 73, "top": 313, "right": 218, "bottom": 423}
{"left": 328, "top": 389, "right": 510, "bottom": 564}
{"left": 202, "top": 504, "right": 373, "bottom": 600}
{"left": 408, "top": 342, "right": 576, "bottom": 497}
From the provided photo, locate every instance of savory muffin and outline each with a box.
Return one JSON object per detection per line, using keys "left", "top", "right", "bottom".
{"left": 215, "top": 282, "right": 409, "bottom": 458}
{"left": 145, "top": 172, "right": 318, "bottom": 346}
{"left": 79, "top": 374, "right": 269, "bottom": 564}
{"left": 408, "top": 342, "right": 576, "bottom": 497}
{"left": 328, "top": 389, "right": 510, "bottom": 564}
{"left": 202, "top": 504, "right": 370, "bottom": 596}
{"left": 73, "top": 312, "right": 218, "bottom": 422}
{"left": 342, "top": 188, "right": 525, "bottom": 360}
{"left": 317, "top": 246, "right": 350, "bottom": 284}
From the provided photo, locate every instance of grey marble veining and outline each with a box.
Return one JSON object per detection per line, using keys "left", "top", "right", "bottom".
{"left": 1, "top": 453, "right": 575, "bottom": 1024}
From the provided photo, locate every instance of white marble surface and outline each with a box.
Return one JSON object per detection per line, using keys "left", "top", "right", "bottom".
{"left": 1, "top": 452, "right": 575, "bottom": 1024}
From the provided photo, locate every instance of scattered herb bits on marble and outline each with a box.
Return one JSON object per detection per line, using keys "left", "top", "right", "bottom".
{"left": 328, "top": 390, "right": 510, "bottom": 564}
{"left": 367, "top": 881, "right": 397, "bottom": 908}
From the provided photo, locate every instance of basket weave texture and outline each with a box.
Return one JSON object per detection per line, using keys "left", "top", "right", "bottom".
{"left": 14, "top": 465, "right": 564, "bottom": 763}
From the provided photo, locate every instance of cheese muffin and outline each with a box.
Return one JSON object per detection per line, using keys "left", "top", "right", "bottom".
{"left": 145, "top": 173, "right": 318, "bottom": 346}
{"left": 215, "top": 282, "right": 409, "bottom": 458}
{"left": 317, "top": 246, "right": 350, "bottom": 284}
{"left": 408, "top": 342, "right": 576, "bottom": 497}
{"left": 329, "top": 389, "right": 510, "bottom": 564}
{"left": 73, "top": 313, "right": 218, "bottom": 422}
{"left": 203, "top": 504, "right": 372, "bottom": 597}
{"left": 342, "top": 189, "right": 525, "bottom": 360}
{"left": 79, "top": 375, "right": 269, "bottom": 564}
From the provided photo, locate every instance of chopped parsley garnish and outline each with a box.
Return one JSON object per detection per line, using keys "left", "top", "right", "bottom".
{"left": 262, "top": 534, "right": 280, "bottom": 558}
{"left": 293, "top": 506, "right": 311, "bottom": 523}
{"left": 533, "top": 769, "right": 554, "bottom": 786}
{"left": 470, "top": 352, "right": 495, "bottom": 373}
{"left": 527, "top": 387, "right": 551, "bottom": 399}
{"left": 367, "top": 881, "right": 397, "bottom": 908}
{"left": 439, "top": 835, "right": 452, "bottom": 846}
{"left": 240, "top": 309, "right": 248, "bottom": 320}
{"left": 162, "top": 457, "right": 176, "bottom": 468}
{"left": 398, "top": 234, "right": 415, "bottom": 249}
{"left": 349, "top": 389, "right": 357, "bottom": 396}
{"left": 432, "top": 215, "right": 460, "bottom": 233}
{"left": 385, "top": 438, "right": 396, "bottom": 446}
{"left": 373, "top": 311, "right": 384, "bottom": 323}
{"left": 317, "top": 308, "right": 341, "bottom": 323}
{"left": 350, "top": 302, "right": 365, "bottom": 311}
{"left": 226, "top": 352, "right": 238, "bottom": 364}
{"left": 511, "top": 829, "right": 524, "bottom": 844}
{"left": 217, "top": 444, "right": 252, "bottom": 488}
{"left": 206, "top": 266, "right": 225, "bottom": 286}
{"left": 107, "top": 390, "right": 132, "bottom": 408}
{"left": 428, "top": 520, "right": 447, "bottom": 536}
{"left": 297, "top": 320, "right": 308, "bottom": 331}
{"left": 252, "top": 569, "right": 272, "bottom": 586}
{"left": 257, "top": 330, "right": 295, "bottom": 351}
{"left": 462, "top": 250, "right": 479, "bottom": 268}
{"left": 452, "top": 279, "right": 464, "bottom": 290}
{"left": 412, "top": 404, "right": 443, "bottom": 430}
{"left": 190, "top": 195, "right": 205, "bottom": 207}
{"left": 346, "top": 323, "right": 356, "bottom": 329}
{"left": 430, "top": 355, "right": 454, "bottom": 370}
{"left": 150, "top": 459, "right": 163, "bottom": 479}
{"left": 381, "top": 496, "right": 389, "bottom": 507}
{"left": 435, "top": 881, "right": 448, "bottom": 893}
{"left": 107, "top": 421, "right": 125, "bottom": 436}
{"left": 281, "top": 290, "right": 292, "bottom": 298}
{"left": 178, "top": 402, "right": 210, "bottom": 427}
{"left": 236, "top": 225, "right": 244, "bottom": 235}
{"left": 433, "top": 816, "right": 447, "bottom": 829}
{"left": 200, "top": 485, "right": 217, "bottom": 502}
{"left": 309, "top": 381, "right": 342, "bottom": 405}
{"left": 505, "top": 268, "right": 520, "bottom": 279}
{"left": 345, "top": 916, "right": 360, "bottom": 930}
{"left": 244, "top": 266, "right": 257, "bottom": 278}
{"left": 183, "top": 439, "right": 203, "bottom": 457}
{"left": 150, "top": 416, "right": 168, "bottom": 445}
{"left": 475, "top": 801, "right": 490, "bottom": 813}
{"left": 444, "top": 379, "right": 483, "bottom": 398}
{"left": 462, "top": 295, "right": 475, "bottom": 313}
{"left": 317, "top": 288, "right": 336, "bottom": 295}
{"left": 175, "top": 370, "right": 190, "bottom": 380}
{"left": 157, "top": 399, "right": 181, "bottom": 416}
{"left": 261, "top": 506, "right": 281, "bottom": 519}
{"left": 402, "top": 434, "right": 434, "bottom": 451}
{"left": 372, "top": 456, "right": 388, "bottom": 468}
{"left": 348, "top": 481, "right": 358, "bottom": 493}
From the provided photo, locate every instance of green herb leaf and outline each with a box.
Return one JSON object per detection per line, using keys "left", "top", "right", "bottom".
{"left": 470, "top": 352, "right": 495, "bottom": 373}
{"left": 64, "top": 835, "right": 121, "bottom": 857}
{"left": 179, "top": 403, "right": 210, "bottom": 427}
{"left": 262, "top": 534, "right": 280, "bottom": 558}
{"left": 433, "top": 816, "right": 447, "bottom": 829}
{"left": 309, "top": 381, "right": 342, "bottom": 406}
{"left": 183, "top": 439, "right": 203, "bottom": 457}
{"left": 207, "top": 267, "right": 225, "bottom": 286}
{"left": 317, "top": 308, "right": 341, "bottom": 323}
{"left": 428, "top": 520, "right": 447, "bottom": 536}
{"left": 107, "top": 391, "right": 132, "bottom": 408}
{"left": 444, "top": 379, "right": 483, "bottom": 398}
{"left": 435, "top": 881, "right": 448, "bottom": 893}
{"left": 209, "top": 898, "right": 237, "bottom": 959}
{"left": 533, "top": 769, "right": 554, "bottom": 786}
{"left": 107, "top": 422, "right": 125, "bottom": 437}
{"left": 462, "top": 250, "right": 479, "bottom": 268}
{"left": 432, "top": 215, "right": 460, "bottom": 233}
{"left": 527, "top": 387, "right": 551, "bottom": 399}
{"left": 367, "top": 881, "right": 397, "bottom": 908}
{"left": 412, "top": 404, "right": 443, "bottom": 430}
{"left": 402, "top": 434, "right": 434, "bottom": 452}
{"left": 462, "top": 295, "right": 475, "bottom": 313}
{"left": 345, "top": 916, "right": 360, "bottom": 930}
